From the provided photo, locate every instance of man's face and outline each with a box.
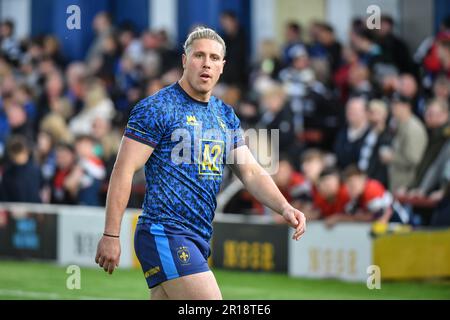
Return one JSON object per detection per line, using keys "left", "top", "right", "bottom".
{"left": 182, "top": 39, "right": 225, "bottom": 95}
{"left": 345, "top": 175, "right": 365, "bottom": 199}
{"left": 346, "top": 99, "right": 367, "bottom": 127}
{"left": 318, "top": 175, "right": 340, "bottom": 198}
{"left": 368, "top": 107, "right": 387, "bottom": 126}
{"left": 425, "top": 103, "right": 449, "bottom": 129}
{"left": 302, "top": 158, "right": 324, "bottom": 181}
{"left": 56, "top": 148, "right": 75, "bottom": 169}
{"left": 399, "top": 75, "right": 417, "bottom": 97}
{"left": 273, "top": 160, "right": 293, "bottom": 188}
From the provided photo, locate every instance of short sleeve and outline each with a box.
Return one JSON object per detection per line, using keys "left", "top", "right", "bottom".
{"left": 123, "top": 99, "right": 167, "bottom": 148}
{"left": 224, "top": 103, "right": 244, "bottom": 149}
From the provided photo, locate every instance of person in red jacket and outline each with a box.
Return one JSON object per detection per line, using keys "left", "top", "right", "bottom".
{"left": 331, "top": 165, "right": 410, "bottom": 227}
{"left": 308, "top": 167, "right": 350, "bottom": 221}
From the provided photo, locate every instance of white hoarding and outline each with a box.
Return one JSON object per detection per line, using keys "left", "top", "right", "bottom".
{"left": 57, "top": 207, "right": 135, "bottom": 268}
{"left": 289, "top": 222, "right": 373, "bottom": 281}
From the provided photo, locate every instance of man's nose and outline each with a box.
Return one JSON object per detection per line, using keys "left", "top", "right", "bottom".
{"left": 203, "top": 57, "right": 211, "bottom": 68}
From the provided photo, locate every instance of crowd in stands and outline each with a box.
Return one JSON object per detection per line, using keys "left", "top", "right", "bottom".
{"left": 0, "top": 11, "right": 449, "bottom": 227}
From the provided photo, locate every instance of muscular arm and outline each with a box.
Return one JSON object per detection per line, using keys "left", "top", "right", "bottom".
{"left": 103, "top": 137, "right": 154, "bottom": 235}
{"left": 228, "top": 145, "right": 306, "bottom": 240}
{"left": 96, "top": 136, "right": 154, "bottom": 274}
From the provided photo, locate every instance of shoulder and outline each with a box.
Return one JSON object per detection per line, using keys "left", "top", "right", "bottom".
{"left": 363, "top": 179, "right": 385, "bottom": 199}
{"left": 139, "top": 85, "right": 175, "bottom": 107}
{"left": 130, "top": 85, "right": 180, "bottom": 116}
{"left": 214, "top": 97, "right": 239, "bottom": 120}
{"left": 410, "top": 116, "right": 426, "bottom": 132}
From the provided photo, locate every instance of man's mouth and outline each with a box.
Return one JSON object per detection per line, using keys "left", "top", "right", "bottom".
{"left": 200, "top": 73, "right": 212, "bottom": 80}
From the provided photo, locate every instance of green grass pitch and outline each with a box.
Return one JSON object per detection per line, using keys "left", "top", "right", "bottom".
{"left": 0, "top": 260, "right": 449, "bottom": 300}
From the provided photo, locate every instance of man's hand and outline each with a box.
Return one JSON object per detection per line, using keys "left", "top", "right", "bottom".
{"left": 281, "top": 205, "right": 306, "bottom": 241}
{"left": 95, "top": 236, "right": 121, "bottom": 274}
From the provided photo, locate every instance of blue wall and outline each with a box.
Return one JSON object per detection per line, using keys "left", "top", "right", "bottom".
{"left": 31, "top": 0, "right": 149, "bottom": 61}
{"left": 177, "top": 0, "right": 251, "bottom": 47}
{"left": 30, "top": 0, "right": 252, "bottom": 61}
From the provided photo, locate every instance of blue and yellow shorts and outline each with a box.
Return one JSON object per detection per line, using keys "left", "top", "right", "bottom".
{"left": 134, "top": 222, "right": 211, "bottom": 289}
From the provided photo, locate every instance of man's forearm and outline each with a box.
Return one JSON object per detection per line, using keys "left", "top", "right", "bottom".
{"left": 103, "top": 165, "right": 134, "bottom": 235}
{"left": 240, "top": 164, "right": 290, "bottom": 215}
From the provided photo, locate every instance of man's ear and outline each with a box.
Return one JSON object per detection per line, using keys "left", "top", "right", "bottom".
{"left": 182, "top": 54, "right": 187, "bottom": 69}
{"left": 220, "top": 59, "right": 226, "bottom": 74}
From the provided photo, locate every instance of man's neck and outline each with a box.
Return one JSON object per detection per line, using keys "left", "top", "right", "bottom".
{"left": 178, "top": 78, "right": 211, "bottom": 103}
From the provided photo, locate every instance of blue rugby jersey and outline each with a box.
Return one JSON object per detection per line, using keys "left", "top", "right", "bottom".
{"left": 124, "top": 82, "right": 244, "bottom": 241}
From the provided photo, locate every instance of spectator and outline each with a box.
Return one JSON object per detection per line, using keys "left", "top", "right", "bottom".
{"left": 256, "top": 84, "right": 299, "bottom": 155}
{"left": 308, "top": 167, "right": 350, "bottom": 221}
{"left": 270, "top": 156, "right": 306, "bottom": 223}
{"left": 337, "top": 165, "right": 409, "bottom": 226}
{"left": 432, "top": 74, "right": 450, "bottom": 103}
{"left": 291, "top": 149, "right": 326, "bottom": 213}
{"left": 34, "top": 130, "right": 57, "bottom": 202}
{"left": 409, "top": 99, "right": 450, "bottom": 192}
{"left": 334, "top": 96, "right": 371, "bottom": 169}
{"left": 316, "top": 23, "right": 342, "bottom": 74}
{"left": 65, "top": 62, "right": 87, "bottom": 118}
{"left": 348, "top": 63, "right": 373, "bottom": 100}
{"left": 39, "top": 112, "right": 73, "bottom": 145}
{"left": 3, "top": 94, "right": 34, "bottom": 141}
{"left": 0, "top": 19, "right": 21, "bottom": 64}
{"left": 51, "top": 142, "right": 76, "bottom": 204}
{"left": 0, "top": 135, "right": 41, "bottom": 203}
{"left": 418, "top": 15, "right": 450, "bottom": 81}
{"left": 282, "top": 21, "right": 305, "bottom": 66}
{"left": 91, "top": 116, "right": 121, "bottom": 176}
{"left": 397, "top": 73, "right": 425, "bottom": 118}
{"left": 156, "top": 29, "right": 180, "bottom": 74}
{"left": 86, "top": 12, "right": 116, "bottom": 66}
{"left": 307, "top": 20, "right": 327, "bottom": 61}
{"left": 436, "top": 36, "right": 450, "bottom": 79}
{"left": 430, "top": 159, "right": 450, "bottom": 226}
{"left": 272, "top": 156, "right": 305, "bottom": 203}
{"left": 359, "top": 99, "right": 392, "bottom": 187}
{"left": 234, "top": 100, "right": 259, "bottom": 130}
{"left": 94, "top": 35, "right": 120, "bottom": 88}
{"left": 374, "top": 15, "right": 416, "bottom": 75}
{"left": 350, "top": 27, "right": 383, "bottom": 71}
{"left": 43, "top": 35, "right": 66, "bottom": 69}
{"left": 140, "top": 30, "right": 163, "bottom": 79}
{"left": 416, "top": 137, "right": 450, "bottom": 200}
{"left": 250, "top": 39, "right": 283, "bottom": 83}
{"left": 36, "top": 71, "right": 72, "bottom": 128}
{"left": 334, "top": 46, "right": 360, "bottom": 104}
{"left": 13, "top": 84, "right": 37, "bottom": 125}
{"left": 64, "top": 135, "right": 105, "bottom": 206}
{"left": 117, "top": 25, "right": 142, "bottom": 65}
{"left": 69, "top": 78, "right": 115, "bottom": 136}
{"left": 279, "top": 44, "right": 338, "bottom": 148}
{"left": 380, "top": 93, "right": 428, "bottom": 192}
{"left": 219, "top": 11, "right": 248, "bottom": 86}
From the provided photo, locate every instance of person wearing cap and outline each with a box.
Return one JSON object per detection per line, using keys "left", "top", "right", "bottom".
{"left": 380, "top": 93, "right": 428, "bottom": 192}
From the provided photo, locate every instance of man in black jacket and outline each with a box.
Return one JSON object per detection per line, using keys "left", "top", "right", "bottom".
{"left": 0, "top": 135, "right": 41, "bottom": 203}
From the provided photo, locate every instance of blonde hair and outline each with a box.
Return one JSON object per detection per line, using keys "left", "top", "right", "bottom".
{"left": 183, "top": 26, "right": 226, "bottom": 57}
{"left": 368, "top": 99, "right": 388, "bottom": 115}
